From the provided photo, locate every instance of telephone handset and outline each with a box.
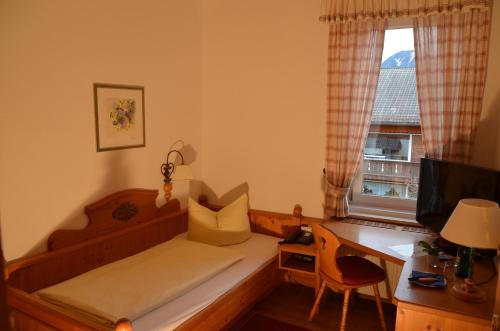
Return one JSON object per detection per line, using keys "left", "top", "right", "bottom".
{"left": 279, "top": 228, "right": 313, "bottom": 245}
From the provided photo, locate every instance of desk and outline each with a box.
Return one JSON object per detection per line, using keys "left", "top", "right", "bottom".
{"left": 321, "top": 221, "right": 497, "bottom": 330}
{"left": 394, "top": 255, "right": 496, "bottom": 331}
{"left": 323, "top": 221, "right": 432, "bottom": 265}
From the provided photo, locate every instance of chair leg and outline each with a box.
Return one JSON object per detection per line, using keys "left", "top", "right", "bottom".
{"left": 373, "top": 284, "right": 387, "bottom": 331}
{"left": 308, "top": 280, "right": 327, "bottom": 321}
{"left": 340, "top": 288, "right": 351, "bottom": 331}
{"left": 349, "top": 289, "right": 358, "bottom": 308}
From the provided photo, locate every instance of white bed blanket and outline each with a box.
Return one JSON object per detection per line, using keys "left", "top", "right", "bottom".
{"left": 133, "top": 232, "right": 280, "bottom": 331}
{"left": 37, "top": 238, "right": 244, "bottom": 327}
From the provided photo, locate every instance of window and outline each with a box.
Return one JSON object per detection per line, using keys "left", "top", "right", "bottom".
{"left": 350, "top": 27, "right": 423, "bottom": 222}
{"left": 364, "top": 133, "right": 411, "bottom": 161}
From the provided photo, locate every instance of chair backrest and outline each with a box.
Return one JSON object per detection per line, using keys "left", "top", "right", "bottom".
{"left": 312, "top": 223, "right": 343, "bottom": 283}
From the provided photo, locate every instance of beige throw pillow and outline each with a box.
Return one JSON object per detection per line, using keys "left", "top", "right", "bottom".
{"left": 187, "top": 194, "right": 251, "bottom": 246}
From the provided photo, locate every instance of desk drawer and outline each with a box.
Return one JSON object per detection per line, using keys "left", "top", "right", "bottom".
{"left": 396, "top": 302, "right": 491, "bottom": 331}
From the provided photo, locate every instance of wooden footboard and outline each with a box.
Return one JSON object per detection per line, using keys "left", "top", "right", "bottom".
{"left": 8, "top": 286, "right": 108, "bottom": 331}
{"left": 6, "top": 189, "right": 314, "bottom": 331}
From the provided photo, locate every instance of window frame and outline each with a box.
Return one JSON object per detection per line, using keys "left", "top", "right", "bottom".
{"left": 349, "top": 20, "right": 420, "bottom": 225}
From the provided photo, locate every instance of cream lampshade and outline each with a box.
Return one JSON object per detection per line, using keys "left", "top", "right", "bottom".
{"left": 441, "top": 199, "right": 500, "bottom": 249}
{"left": 171, "top": 164, "right": 194, "bottom": 181}
{"left": 440, "top": 198, "right": 500, "bottom": 302}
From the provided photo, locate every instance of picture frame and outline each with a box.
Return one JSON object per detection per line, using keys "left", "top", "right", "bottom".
{"left": 93, "top": 83, "right": 145, "bottom": 152}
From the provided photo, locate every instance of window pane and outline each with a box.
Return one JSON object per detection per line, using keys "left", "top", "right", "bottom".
{"left": 364, "top": 133, "right": 410, "bottom": 161}
{"left": 355, "top": 28, "right": 422, "bottom": 203}
{"left": 362, "top": 137, "right": 422, "bottom": 200}
{"left": 362, "top": 180, "right": 407, "bottom": 198}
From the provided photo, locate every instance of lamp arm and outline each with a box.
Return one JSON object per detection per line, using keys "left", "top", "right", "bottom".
{"left": 167, "top": 149, "right": 185, "bottom": 165}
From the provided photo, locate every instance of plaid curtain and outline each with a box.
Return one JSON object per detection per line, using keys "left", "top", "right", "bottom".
{"left": 413, "top": 9, "right": 490, "bottom": 163}
{"left": 324, "top": 21, "right": 385, "bottom": 219}
{"left": 319, "top": 0, "right": 490, "bottom": 23}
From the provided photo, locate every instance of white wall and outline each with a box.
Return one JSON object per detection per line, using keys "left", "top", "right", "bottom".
{"left": 0, "top": 0, "right": 203, "bottom": 260}
{"left": 201, "top": 0, "right": 328, "bottom": 217}
{"left": 472, "top": 0, "right": 500, "bottom": 170}
{"left": 201, "top": 0, "right": 500, "bottom": 219}
{"left": 1, "top": 0, "right": 498, "bottom": 261}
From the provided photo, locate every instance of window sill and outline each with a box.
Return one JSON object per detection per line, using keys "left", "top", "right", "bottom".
{"left": 340, "top": 216, "right": 433, "bottom": 236}
{"left": 349, "top": 203, "right": 420, "bottom": 227}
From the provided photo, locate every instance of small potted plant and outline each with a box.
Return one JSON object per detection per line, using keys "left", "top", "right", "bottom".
{"left": 418, "top": 241, "right": 441, "bottom": 268}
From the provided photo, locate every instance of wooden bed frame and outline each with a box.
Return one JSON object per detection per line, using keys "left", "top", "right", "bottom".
{"left": 5, "top": 189, "right": 304, "bottom": 331}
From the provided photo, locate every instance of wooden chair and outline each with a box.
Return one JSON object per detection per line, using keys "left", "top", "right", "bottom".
{"left": 308, "top": 223, "right": 387, "bottom": 331}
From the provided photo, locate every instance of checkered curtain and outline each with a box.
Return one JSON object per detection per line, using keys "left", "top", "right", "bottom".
{"left": 413, "top": 8, "right": 491, "bottom": 162}
{"left": 324, "top": 21, "right": 385, "bottom": 219}
{"left": 319, "top": 0, "right": 491, "bottom": 23}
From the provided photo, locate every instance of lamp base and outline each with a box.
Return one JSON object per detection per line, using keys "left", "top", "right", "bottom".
{"left": 163, "top": 182, "right": 172, "bottom": 202}
{"left": 450, "top": 278, "right": 486, "bottom": 302}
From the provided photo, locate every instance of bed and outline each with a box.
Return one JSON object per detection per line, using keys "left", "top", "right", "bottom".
{"left": 5, "top": 189, "right": 303, "bottom": 331}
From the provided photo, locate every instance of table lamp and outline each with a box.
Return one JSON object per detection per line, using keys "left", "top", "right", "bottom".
{"left": 160, "top": 149, "right": 194, "bottom": 202}
{"left": 440, "top": 198, "right": 500, "bottom": 302}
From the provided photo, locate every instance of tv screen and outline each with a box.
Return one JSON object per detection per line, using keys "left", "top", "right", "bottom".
{"left": 416, "top": 158, "right": 500, "bottom": 233}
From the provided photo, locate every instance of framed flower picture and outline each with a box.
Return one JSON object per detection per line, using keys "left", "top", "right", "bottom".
{"left": 93, "top": 83, "right": 145, "bottom": 151}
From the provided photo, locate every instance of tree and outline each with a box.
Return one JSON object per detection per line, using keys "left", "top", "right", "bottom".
{"left": 384, "top": 187, "right": 400, "bottom": 197}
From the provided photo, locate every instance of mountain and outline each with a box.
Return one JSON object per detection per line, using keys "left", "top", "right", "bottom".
{"left": 381, "top": 50, "right": 415, "bottom": 68}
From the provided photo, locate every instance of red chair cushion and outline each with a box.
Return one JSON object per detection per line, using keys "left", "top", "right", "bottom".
{"left": 336, "top": 256, "right": 386, "bottom": 285}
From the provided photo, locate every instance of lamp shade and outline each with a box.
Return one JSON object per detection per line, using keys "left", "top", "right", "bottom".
{"left": 171, "top": 164, "right": 194, "bottom": 181}
{"left": 440, "top": 199, "right": 500, "bottom": 249}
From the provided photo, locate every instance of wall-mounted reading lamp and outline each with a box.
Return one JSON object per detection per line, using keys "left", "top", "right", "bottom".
{"left": 160, "top": 149, "right": 193, "bottom": 202}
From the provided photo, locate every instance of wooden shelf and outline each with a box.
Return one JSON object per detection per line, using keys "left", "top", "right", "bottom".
{"left": 278, "top": 242, "right": 319, "bottom": 294}
{"left": 279, "top": 242, "right": 317, "bottom": 255}
{"left": 281, "top": 255, "right": 316, "bottom": 274}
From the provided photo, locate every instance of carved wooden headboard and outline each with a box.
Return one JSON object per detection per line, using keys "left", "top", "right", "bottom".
{"left": 7, "top": 189, "right": 186, "bottom": 293}
{"left": 48, "top": 189, "right": 180, "bottom": 251}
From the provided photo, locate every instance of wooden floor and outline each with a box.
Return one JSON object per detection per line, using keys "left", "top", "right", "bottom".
{"left": 236, "top": 283, "right": 397, "bottom": 331}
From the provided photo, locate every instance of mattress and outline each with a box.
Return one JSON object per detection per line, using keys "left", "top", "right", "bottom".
{"left": 132, "top": 232, "right": 280, "bottom": 331}
{"left": 37, "top": 238, "right": 244, "bottom": 327}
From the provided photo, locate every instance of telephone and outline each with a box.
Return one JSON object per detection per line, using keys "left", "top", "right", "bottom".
{"left": 279, "top": 228, "right": 313, "bottom": 245}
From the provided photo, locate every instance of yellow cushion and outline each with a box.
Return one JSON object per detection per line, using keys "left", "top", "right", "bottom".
{"left": 187, "top": 194, "right": 251, "bottom": 246}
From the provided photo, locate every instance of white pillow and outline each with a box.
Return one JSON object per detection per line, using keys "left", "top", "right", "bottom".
{"left": 187, "top": 194, "right": 251, "bottom": 246}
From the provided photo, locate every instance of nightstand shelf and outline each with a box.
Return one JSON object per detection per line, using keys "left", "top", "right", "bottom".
{"left": 278, "top": 242, "right": 319, "bottom": 293}
{"left": 281, "top": 254, "right": 316, "bottom": 274}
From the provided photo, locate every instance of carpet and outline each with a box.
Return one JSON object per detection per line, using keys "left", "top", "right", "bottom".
{"left": 239, "top": 313, "right": 312, "bottom": 331}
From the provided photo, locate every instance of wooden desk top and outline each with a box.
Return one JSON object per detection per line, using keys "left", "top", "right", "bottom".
{"left": 323, "top": 221, "right": 433, "bottom": 265}
{"left": 395, "top": 255, "right": 497, "bottom": 321}
{"left": 318, "top": 220, "right": 497, "bottom": 323}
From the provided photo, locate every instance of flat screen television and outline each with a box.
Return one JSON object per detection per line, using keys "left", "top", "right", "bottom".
{"left": 416, "top": 158, "right": 500, "bottom": 234}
